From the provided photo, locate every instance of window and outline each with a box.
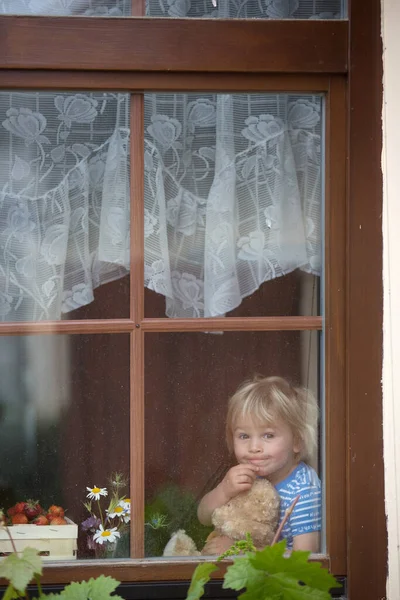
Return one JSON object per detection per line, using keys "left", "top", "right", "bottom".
{"left": 0, "top": 1, "right": 385, "bottom": 599}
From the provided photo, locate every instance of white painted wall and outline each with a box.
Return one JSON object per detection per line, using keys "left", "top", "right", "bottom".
{"left": 382, "top": 1, "right": 400, "bottom": 597}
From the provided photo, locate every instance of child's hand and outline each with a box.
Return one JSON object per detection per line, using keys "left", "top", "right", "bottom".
{"left": 197, "top": 464, "right": 259, "bottom": 526}
{"left": 219, "top": 464, "right": 259, "bottom": 501}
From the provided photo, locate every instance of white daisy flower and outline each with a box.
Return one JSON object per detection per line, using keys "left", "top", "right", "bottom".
{"left": 86, "top": 486, "right": 108, "bottom": 501}
{"left": 121, "top": 511, "right": 130, "bottom": 524}
{"left": 93, "top": 525, "right": 121, "bottom": 545}
{"left": 117, "top": 498, "right": 131, "bottom": 523}
{"left": 119, "top": 498, "right": 131, "bottom": 511}
{"left": 107, "top": 505, "right": 126, "bottom": 519}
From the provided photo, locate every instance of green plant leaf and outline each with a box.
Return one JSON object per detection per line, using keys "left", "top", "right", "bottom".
{"left": 86, "top": 575, "right": 122, "bottom": 600}
{"left": 2, "top": 584, "right": 21, "bottom": 600}
{"left": 239, "top": 573, "right": 332, "bottom": 600}
{"left": 61, "top": 581, "right": 91, "bottom": 600}
{"left": 186, "top": 562, "right": 219, "bottom": 600}
{"left": 223, "top": 555, "right": 263, "bottom": 591}
{"left": 0, "top": 547, "right": 42, "bottom": 594}
{"left": 59, "top": 576, "right": 122, "bottom": 600}
{"left": 249, "top": 542, "right": 340, "bottom": 593}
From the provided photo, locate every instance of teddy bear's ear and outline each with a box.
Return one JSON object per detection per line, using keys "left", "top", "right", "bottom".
{"left": 163, "top": 530, "right": 200, "bottom": 557}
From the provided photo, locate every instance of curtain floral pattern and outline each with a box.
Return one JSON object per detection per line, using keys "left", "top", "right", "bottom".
{"left": 144, "top": 94, "right": 323, "bottom": 318}
{"left": 0, "top": 0, "right": 342, "bottom": 321}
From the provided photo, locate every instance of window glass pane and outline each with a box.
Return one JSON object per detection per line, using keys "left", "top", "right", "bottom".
{"left": 0, "top": 333, "right": 130, "bottom": 560}
{"left": 144, "top": 93, "right": 323, "bottom": 318}
{"left": 145, "top": 330, "right": 323, "bottom": 557}
{"left": 0, "top": 91, "right": 130, "bottom": 321}
{"left": 0, "top": 0, "right": 346, "bottom": 18}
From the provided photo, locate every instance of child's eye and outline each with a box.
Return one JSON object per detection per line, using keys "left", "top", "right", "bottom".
{"left": 263, "top": 433, "right": 274, "bottom": 439}
{"left": 238, "top": 433, "right": 249, "bottom": 439}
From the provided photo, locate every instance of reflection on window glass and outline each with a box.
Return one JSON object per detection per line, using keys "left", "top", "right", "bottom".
{"left": 144, "top": 93, "right": 323, "bottom": 318}
{"left": 145, "top": 330, "right": 322, "bottom": 557}
{"left": 0, "top": 1, "right": 132, "bottom": 16}
{"left": 0, "top": 334, "right": 130, "bottom": 560}
{"left": 0, "top": 91, "right": 130, "bottom": 322}
{"left": 0, "top": 0, "right": 345, "bottom": 18}
{"left": 147, "top": 0, "right": 345, "bottom": 19}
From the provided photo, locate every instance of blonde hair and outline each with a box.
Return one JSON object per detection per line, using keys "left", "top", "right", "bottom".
{"left": 226, "top": 375, "right": 318, "bottom": 465}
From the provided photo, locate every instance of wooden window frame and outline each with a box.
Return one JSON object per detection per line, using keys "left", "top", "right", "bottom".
{"left": 0, "top": 1, "right": 386, "bottom": 598}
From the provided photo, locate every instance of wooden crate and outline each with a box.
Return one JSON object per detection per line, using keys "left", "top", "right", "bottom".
{"left": 0, "top": 518, "right": 78, "bottom": 561}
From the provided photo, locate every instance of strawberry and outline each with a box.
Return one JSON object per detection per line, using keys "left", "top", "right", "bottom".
{"left": 24, "top": 500, "right": 43, "bottom": 521}
{"left": 49, "top": 517, "right": 67, "bottom": 525}
{"left": 12, "top": 513, "right": 28, "bottom": 525}
{"left": 8, "top": 502, "right": 26, "bottom": 517}
{"left": 15, "top": 502, "right": 27, "bottom": 514}
{"left": 48, "top": 505, "right": 64, "bottom": 518}
{"left": 33, "top": 515, "right": 49, "bottom": 526}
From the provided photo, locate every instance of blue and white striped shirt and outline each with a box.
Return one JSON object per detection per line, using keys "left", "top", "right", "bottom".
{"left": 274, "top": 462, "right": 321, "bottom": 550}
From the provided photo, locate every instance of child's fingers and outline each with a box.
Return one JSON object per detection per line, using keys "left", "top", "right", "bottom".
{"left": 246, "top": 463, "right": 261, "bottom": 473}
{"left": 236, "top": 471, "right": 256, "bottom": 482}
{"left": 236, "top": 466, "right": 259, "bottom": 478}
{"left": 237, "top": 479, "right": 253, "bottom": 487}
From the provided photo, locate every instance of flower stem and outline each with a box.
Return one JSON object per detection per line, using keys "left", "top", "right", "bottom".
{"left": 97, "top": 499, "right": 104, "bottom": 528}
{"left": 4, "top": 524, "right": 18, "bottom": 554}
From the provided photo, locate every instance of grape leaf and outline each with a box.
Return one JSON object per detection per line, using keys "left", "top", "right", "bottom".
{"left": 223, "top": 556, "right": 263, "bottom": 591}
{"left": 32, "top": 576, "right": 123, "bottom": 600}
{"left": 2, "top": 585, "right": 21, "bottom": 600}
{"left": 60, "top": 581, "right": 91, "bottom": 600}
{"left": 239, "top": 573, "right": 332, "bottom": 600}
{"left": 223, "top": 556, "right": 283, "bottom": 600}
{"left": 249, "top": 542, "right": 340, "bottom": 593}
{"left": 0, "top": 547, "right": 42, "bottom": 594}
{"left": 186, "top": 562, "right": 219, "bottom": 600}
{"left": 84, "top": 575, "right": 122, "bottom": 600}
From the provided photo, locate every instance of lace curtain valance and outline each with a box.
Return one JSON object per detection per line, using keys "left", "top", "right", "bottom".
{"left": 0, "top": 0, "right": 338, "bottom": 321}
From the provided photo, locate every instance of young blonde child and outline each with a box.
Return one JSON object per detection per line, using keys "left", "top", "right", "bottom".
{"left": 197, "top": 376, "right": 321, "bottom": 554}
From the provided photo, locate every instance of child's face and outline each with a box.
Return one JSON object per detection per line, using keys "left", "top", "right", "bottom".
{"left": 232, "top": 414, "right": 300, "bottom": 485}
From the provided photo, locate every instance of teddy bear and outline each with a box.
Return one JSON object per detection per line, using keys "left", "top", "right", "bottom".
{"left": 163, "top": 478, "right": 280, "bottom": 557}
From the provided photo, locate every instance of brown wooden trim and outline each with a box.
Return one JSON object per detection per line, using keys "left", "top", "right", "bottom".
{"left": 0, "top": 17, "right": 348, "bottom": 73}
{"left": 0, "top": 316, "right": 322, "bottom": 336}
{"left": 0, "top": 71, "right": 332, "bottom": 92}
{"left": 141, "top": 316, "right": 323, "bottom": 332}
{"left": 131, "top": 0, "right": 145, "bottom": 15}
{"left": 0, "top": 319, "right": 134, "bottom": 335}
{"left": 130, "top": 94, "right": 145, "bottom": 557}
{"left": 0, "top": 554, "right": 329, "bottom": 586}
{"left": 131, "top": 329, "right": 145, "bottom": 558}
{"left": 131, "top": 95, "right": 145, "bottom": 326}
{"left": 324, "top": 76, "right": 347, "bottom": 575}
{"left": 347, "top": 0, "right": 386, "bottom": 596}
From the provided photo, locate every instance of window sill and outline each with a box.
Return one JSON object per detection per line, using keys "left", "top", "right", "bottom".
{"left": 0, "top": 554, "right": 330, "bottom": 585}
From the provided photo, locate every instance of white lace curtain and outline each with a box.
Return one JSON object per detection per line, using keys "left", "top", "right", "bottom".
{"left": 0, "top": 0, "right": 341, "bottom": 321}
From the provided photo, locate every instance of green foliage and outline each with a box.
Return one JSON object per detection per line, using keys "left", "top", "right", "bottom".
{"left": 0, "top": 542, "right": 122, "bottom": 600}
{"left": 0, "top": 548, "right": 42, "bottom": 598}
{"left": 186, "top": 563, "right": 219, "bottom": 600}
{"left": 41, "top": 575, "right": 123, "bottom": 600}
{"left": 186, "top": 539, "right": 341, "bottom": 600}
{"left": 217, "top": 533, "right": 256, "bottom": 561}
{"left": 144, "top": 484, "right": 212, "bottom": 556}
